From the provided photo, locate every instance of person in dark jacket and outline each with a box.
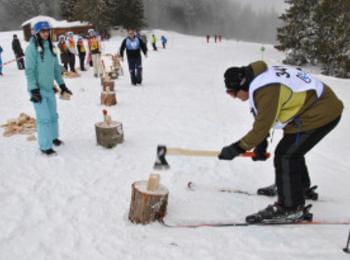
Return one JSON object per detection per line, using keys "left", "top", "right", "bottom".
{"left": 119, "top": 29, "right": 148, "bottom": 85}
{"left": 219, "top": 60, "right": 343, "bottom": 224}
{"left": 12, "top": 34, "right": 25, "bottom": 70}
{"left": 77, "top": 36, "right": 86, "bottom": 71}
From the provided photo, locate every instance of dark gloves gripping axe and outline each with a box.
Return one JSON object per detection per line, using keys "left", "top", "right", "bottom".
{"left": 153, "top": 145, "right": 271, "bottom": 170}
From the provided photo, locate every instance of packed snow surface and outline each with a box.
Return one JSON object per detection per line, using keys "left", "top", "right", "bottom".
{"left": 0, "top": 30, "right": 349, "bottom": 259}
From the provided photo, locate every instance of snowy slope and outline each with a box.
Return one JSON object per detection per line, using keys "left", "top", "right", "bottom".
{"left": 0, "top": 30, "right": 349, "bottom": 260}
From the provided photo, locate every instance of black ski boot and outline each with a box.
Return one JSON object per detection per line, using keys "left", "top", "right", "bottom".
{"left": 257, "top": 184, "right": 277, "bottom": 196}
{"left": 53, "top": 139, "right": 64, "bottom": 146}
{"left": 41, "top": 148, "right": 57, "bottom": 156}
{"left": 245, "top": 203, "right": 313, "bottom": 224}
{"left": 257, "top": 184, "right": 319, "bottom": 201}
{"left": 304, "top": 185, "right": 318, "bottom": 201}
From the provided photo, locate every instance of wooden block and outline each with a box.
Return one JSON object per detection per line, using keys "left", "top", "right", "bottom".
{"left": 95, "top": 121, "right": 124, "bottom": 148}
{"left": 101, "top": 92, "right": 117, "bottom": 106}
{"left": 102, "top": 80, "right": 115, "bottom": 92}
{"left": 60, "top": 92, "right": 71, "bottom": 101}
{"left": 129, "top": 180, "right": 169, "bottom": 224}
{"left": 147, "top": 174, "right": 160, "bottom": 191}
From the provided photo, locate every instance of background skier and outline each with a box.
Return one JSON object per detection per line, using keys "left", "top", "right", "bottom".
{"left": 88, "top": 30, "right": 102, "bottom": 77}
{"left": 25, "top": 21, "right": 73, "bottom": 155}
{"left": 151, "top": 34, "right": 157, "bottom": 51}
{"left": 119, "top": 29, "right": 147, "bottom": 85}
{"left": 11, "top": 34, "right": 25, "bottom": 70}
{"left": 66, "top": 31, "right": 77, "bottom": 73}
{"left": 57, "top": 35, "right": 69, "bottom": 72}
{"left": 77, "top": 36, "right": 86, "bottom": 71}
{"left": 161, "top": 35, "right": 168, "bottom": 49}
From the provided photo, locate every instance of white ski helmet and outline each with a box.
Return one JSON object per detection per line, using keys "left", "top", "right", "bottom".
{"left": 88, "top": 29, "right": 95, "bottom": 36}
{"left": 58, "top": 35, "right": 65, "bottom": 41}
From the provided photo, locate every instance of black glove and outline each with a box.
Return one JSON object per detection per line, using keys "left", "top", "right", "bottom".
{"left": 218, "top": 142, "right": 245, "bottom": 160}
{"left": 60, "top": 84, "right": 73, "bottom": 96}
{"left": 252, "top": 139, "right": 269, "bottom": 161}
{"left": 30, "top": 89, "right": 42, "bottom": 103}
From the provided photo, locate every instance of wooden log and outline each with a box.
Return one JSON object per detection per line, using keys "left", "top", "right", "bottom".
{"left": 60, "top": 92, "right": 72, "bottom": 101}
{"left": 102, "top": 80, "right": 115, "bottom": 92}
{"left": 101, "top": 76, "right": 112, "bottom": 85}
{"left": 100, "top": 91, "right": 117, "bottom": 106}
{"left": 95, "top": 121, "right": 124, "bottom": 148}
{"left": 129, "top": 180, "right": 169, "bottom": 224}
{"left": 108, "top": 70, "right": 119, "bottom": 80}
{"left": 147, "top": 174, "right": 160, "bottom": 191}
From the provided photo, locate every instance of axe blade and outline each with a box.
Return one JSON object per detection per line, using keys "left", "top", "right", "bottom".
{"left": 153, "top": 145, "right": 170, "bottom": 170}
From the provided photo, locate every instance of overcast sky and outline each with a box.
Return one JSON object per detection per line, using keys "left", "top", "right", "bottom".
{"left": 234, "top": 0, "right": 287, "bottom": 13}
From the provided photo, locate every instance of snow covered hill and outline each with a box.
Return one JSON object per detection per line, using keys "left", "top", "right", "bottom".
{"left": 0, "top": 30, "right": 349, "bottom": 259}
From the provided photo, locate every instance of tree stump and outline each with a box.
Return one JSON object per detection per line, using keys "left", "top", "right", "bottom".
{"left": 102, "top": 80, "right": 115, "bottom": 92}
{"left": 101, "top": 76, "right": 112, "bottom": 85}
{"left": 109, "top": 70, "right": 119, "bottom": 80}
{"left": 129, "top": 177, "right": 169, "bottom": 224}
{"left": 101, "top": 91, "right": 117, "bottom": 106}
{"left": 95, "top": 121, "right": 124, "bottom": 148}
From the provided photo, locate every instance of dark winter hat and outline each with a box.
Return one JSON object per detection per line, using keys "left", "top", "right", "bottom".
{"left": 13, "top": 34, "right": 17, "bottom": 38}
{"left": 224, "top": 60, "right": 267, "bottom": 93}
{"left": 224, "top": 66, "right": 251, "bottom": 93}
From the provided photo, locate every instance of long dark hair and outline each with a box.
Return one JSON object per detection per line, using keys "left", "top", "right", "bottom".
{"left": 34, "top": 32, "right": 57, "bottom": 61}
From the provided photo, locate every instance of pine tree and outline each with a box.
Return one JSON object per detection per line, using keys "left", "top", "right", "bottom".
{"left": 0, "top": 0, "right": 43, "bottom": 22}
{"left": 73, "top": 0, "right": 111, "bottom": 31}
{"left": 275, "top": 0, "right": 318, "bottom": 66}
{"left": 314, "top": 0, "right": 350, "bottom": 78}
{"left": 60, "top": 0, "right": 78, "bottom": 21}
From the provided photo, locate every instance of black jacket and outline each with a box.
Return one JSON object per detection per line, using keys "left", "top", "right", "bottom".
{"left": 12, "top": 39, "right": 24, "bottom": 56}
{"left": 119, "top": 36, "right": 147, "bottom": 59}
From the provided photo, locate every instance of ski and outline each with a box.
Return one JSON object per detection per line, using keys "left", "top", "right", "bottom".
{"left": 187, "top": 181, "right": 256, "bottom": 196}
{"left": 187, "top": 182, "right": 324, "bottom": 202}
{"left": 159, "top": 219, "right": 350, "bottom": 228}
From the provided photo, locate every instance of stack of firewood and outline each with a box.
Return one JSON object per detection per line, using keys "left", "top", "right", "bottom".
{"left": 1, "top": 113, "right": 36, "bottom": 140}
{"left": 100, "top": 58, "right": 118, "bottom": 106}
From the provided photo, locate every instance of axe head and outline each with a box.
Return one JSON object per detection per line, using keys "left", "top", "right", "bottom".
{"left": 153, "top": 145, "right": 170, "bottom": 170}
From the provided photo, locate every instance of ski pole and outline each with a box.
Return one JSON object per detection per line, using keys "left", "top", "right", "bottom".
{"left": 343, "top": 228, "right": 350, "bottom": 253}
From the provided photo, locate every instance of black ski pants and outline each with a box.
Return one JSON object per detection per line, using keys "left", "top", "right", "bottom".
{"left": 274, "top": 116, "right": 341, "bottom": 209}
{"left": 127, "top": 56, "right": 142, "bottom": 85}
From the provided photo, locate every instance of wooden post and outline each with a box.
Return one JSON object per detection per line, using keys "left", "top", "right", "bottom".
{"left": 101, "top": 76, "right": 112, "bottom": 85}
{"left": 102, "top": 80, "right": 115, "bottom": 92}
{"left": 109, "top": 71, "right": 119, "bottom": 80}
{"left": 95, "top": 121, "right": 124, "bottom": 148}
{"left": 100, "top": 91, "right": 117, "bottom": 106}
{"left": 129, "top": 177, "right": 169, "bottom": 224}
{"left": 60, "top": 92, "right": 71, "bottom": 101}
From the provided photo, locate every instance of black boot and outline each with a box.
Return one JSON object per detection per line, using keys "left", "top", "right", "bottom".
{"left": 257, "top": 184, "right": 319, "bottom": 201}
{"left": 53, "top": 139, "right": 64, "bottom": 146}
{"left": 41, "top": 148, "right": 57, "bottom": 156}
{"left": 245, "top": 203, "right": 313, "bottom": 224}
{"left": 257, "top": 184, "right": 277, "bottom": 196}
{"left": 304, "top": 185, "right": 318, "bottom": 201}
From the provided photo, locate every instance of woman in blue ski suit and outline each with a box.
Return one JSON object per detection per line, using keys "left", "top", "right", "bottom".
{"left": 25, "top": 21, "right": 73, "bottom": 155}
